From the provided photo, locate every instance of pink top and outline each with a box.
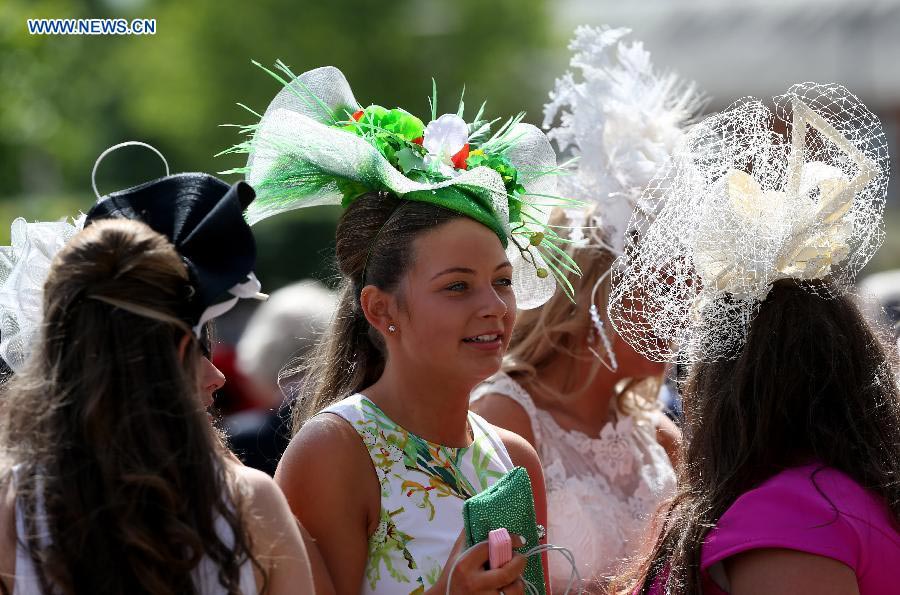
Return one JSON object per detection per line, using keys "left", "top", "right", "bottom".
{"left": 644, "top": 464, "right": 900, "bottom": 594}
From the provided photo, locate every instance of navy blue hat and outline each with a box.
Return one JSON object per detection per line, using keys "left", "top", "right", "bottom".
{"left": 86, "top": 173, "right": 263, "bottom": 331}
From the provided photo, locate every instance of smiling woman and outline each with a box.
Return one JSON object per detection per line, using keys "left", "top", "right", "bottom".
{"left": 227, "top": 63, "right": 570, "bottom": 595}
{"left": 374, "top": 217, "right": 516, "bottom": 387}
{"left": 275, "top": 194, "right": 549, "bottom": 595}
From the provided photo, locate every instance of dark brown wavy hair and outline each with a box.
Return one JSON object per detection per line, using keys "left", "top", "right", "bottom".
{"left": 619, "top": 278, "right": 900, "bottom": 594}
{"left": 0, "top": 219, "right": 262, "bottom": 595}
{"left": 283, "top": 192, "right": 465, "bottom": 432}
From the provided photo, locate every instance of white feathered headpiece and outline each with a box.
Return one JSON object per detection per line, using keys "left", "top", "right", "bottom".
{"left": 543, "top": 25, "right": 705, "bottom": 253}
{"left": 542, "top": 25, "right": 704, "bottom": 369}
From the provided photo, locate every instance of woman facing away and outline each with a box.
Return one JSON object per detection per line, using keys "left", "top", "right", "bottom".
{"left": 472, "top": 26, "right": 703, "bottom": 592}
{"left": 608, "top": 83, "right": 900, "bottom": 594}
{"left": 223, "top": 63, "right": 578, "bottom": 594}
{"left": 0, "top": 218, "right": 316, "bottom": 595}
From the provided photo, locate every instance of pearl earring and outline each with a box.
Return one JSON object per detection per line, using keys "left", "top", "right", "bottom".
{"left": 388, "top": 324, "right": 397, "bottom": 333}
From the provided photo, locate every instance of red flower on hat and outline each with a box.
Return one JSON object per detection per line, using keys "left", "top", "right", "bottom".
{"left": 451, "top": 143, "right": 470, "bottom": 170}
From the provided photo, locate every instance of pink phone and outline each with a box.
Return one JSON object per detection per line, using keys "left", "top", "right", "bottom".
{"left": 488, "top": 528, "right": 513, "bottom": 569}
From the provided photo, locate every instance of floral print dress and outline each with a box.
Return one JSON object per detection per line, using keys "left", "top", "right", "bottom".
{"left": 322, "top": 394, "right": 515, "bottom": 594}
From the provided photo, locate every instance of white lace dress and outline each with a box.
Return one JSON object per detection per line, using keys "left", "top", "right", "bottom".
{"left": 471, "top": 372, "right": 676, "bottom": 593}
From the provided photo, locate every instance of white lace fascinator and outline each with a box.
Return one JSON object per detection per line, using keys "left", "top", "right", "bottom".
{"left": 543, "top": 26, "right": 704, "bottom": 253}
{"left": 542, "top": 26, "right": 704, "bottom": 368}
{"left": 608, "top": 82, "right": 889, "bottom": 363}
{"left": 0, "top": 143, "right": 171, "bottom": 372}
{"left": 0, "top": 215, "right": 86, "bottom": 372}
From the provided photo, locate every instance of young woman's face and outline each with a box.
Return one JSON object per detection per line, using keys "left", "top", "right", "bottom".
{"left": 196, "top": 355, "right": 226, "bottom": 410}
{"left": 611, "top": 328, "right": 666, "bottom": 379}
{"left": 393, "top": 218, "right": 517, "bottom": 389}
{"left": 179, "top": 333, "right": 226, "bottom": 410}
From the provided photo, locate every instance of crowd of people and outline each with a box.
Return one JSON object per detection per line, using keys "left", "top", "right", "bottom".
{"left": 1, "top": 25, "right": 898, "bottom": 595}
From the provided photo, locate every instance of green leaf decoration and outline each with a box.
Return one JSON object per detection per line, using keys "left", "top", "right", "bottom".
{"left": 396, "top": 148, "right": 425, "bottom": 174}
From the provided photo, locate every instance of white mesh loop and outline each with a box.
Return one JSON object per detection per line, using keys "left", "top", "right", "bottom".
{"left": 608, "top": 82, "right": 889, "bottom": 363}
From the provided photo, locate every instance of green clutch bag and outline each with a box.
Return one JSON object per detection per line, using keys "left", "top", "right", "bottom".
{"left": 462, "top": 466, "right": 546, "bottom": 594}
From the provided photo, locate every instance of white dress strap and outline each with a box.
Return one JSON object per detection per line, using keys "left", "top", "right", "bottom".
{"left": 319, "top": 393, "right": 366, "bottom": 424}
{"left": 468, "top": 411, "right": 514, "bottom": 471}
{"left": 471, "top": 372, "right": 543, "bottom": 446}
{"left": 12, "top": 465, "right": 43, "bottom": 595}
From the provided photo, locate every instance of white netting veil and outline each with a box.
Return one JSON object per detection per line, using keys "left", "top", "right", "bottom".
{"left": 608, "top": 82, "right": 889, "bottom": 363}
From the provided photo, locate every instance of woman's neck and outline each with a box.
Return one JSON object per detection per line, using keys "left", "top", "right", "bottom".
{"left": 362, "top": 360, "right": 473, "bottom": 447}
{"left": 524, "top": 350, "right": 622, "bottom": 436}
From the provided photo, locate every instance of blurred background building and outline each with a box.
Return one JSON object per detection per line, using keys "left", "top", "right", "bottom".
{"left": 556, "top": 0, "right": 900, "bottom": 273}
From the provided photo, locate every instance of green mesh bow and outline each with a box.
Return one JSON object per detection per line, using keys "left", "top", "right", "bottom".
{"left": 220, "top": 61, "right": 581, "bottom": 308}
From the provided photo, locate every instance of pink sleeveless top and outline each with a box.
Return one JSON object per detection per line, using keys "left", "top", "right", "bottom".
{"left": 645, "top": 464, "right": 900, "bottom": 594}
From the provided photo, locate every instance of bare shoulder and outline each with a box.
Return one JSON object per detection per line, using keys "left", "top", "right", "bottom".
{"left": 230, "top": 463, "right": 287, "bottom": 515}
{"left": 276, "top": 413, "right": 374, "bottom": 492}
{"left": 275, "top": 411, "right": 377, "bottom": 523}
{"left": 492, "top": 426, "right": 541, "bottom": 478}
{"left": 228, "top": 463, "right": 299, "bottom": 550}
{"left": 652, "top": 413, "right": 682, "bottom": 468}
{"left": 226, "top": 462, "right": 325, "bottom": 594}
{"left": 471, "top": 392, "right": 537, "bottom": 448}
{"left": 275, "top": 414, "right": 376, "bottom": 595}
{"left": 279, "top": 412, "right": 368, "bottom": 465}
{"left": 725, "top": 548, "right": 859, "bottom": 595}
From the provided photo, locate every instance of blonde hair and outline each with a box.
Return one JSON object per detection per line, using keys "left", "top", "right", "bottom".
{"left": 501, "top": 210, "right": 660, "bottom": 417}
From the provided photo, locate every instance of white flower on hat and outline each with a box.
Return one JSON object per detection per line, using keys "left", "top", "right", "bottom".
{"left": 423, "top": 113, "right": 469, "bottom": 178}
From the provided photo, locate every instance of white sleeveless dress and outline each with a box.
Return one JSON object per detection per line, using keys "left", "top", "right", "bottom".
{"left": 10, "top": 466, "right": 257, "bottom": 595}
{"left": 471, "top": 372, "right": 676, "bottom": 592}
{"left": 322, "top": 393, "right": 515, "bottom": 595}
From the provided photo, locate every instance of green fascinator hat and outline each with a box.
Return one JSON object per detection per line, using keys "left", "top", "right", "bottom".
{"left": 222, "top": 61, "right": 581, "bottom": 308}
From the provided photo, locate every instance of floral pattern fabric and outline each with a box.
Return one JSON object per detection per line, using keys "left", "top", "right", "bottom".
{"left": 322, "top": 394, "right": 514, "bottom": 594}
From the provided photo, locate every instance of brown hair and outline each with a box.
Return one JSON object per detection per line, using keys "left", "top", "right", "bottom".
{"left": 0, "top": 219, "right": 262, "bottom": 595}
{"left": 620, "top": 278, "right": 900, "bottom": 593}
{"left": 284, "top": 192, "right": 466, "bottom": 432}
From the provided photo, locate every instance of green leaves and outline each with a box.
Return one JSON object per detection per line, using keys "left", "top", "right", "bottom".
{"left": 340, "top": 105, "right": 426, "bottom": 174}
{"left": 466, "top": 151, "right": 525, "bottom": 199}
{"left": 344, "top": 105, "right": 425, "bottom": 141}
{"left": 396, "top": 147, "right": 425, "bottom": 174}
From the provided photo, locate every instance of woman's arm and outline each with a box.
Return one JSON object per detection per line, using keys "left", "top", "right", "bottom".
{"left": 274, "top": 414, "right": 379, "bottom": 595}
{"left": 495, "top": 427, "right": 551, "bottom": 594}
{"left": 0, "top": 471, "right": 15, "bottom": 595}
{"left": 724, "top": 548, "right": 859, "bottom": 595}
{"left": 654, "top": 414, "right": 682, "bottom": 469}
{"left": 236, "top": 465, "right": 323, "bottom": 594}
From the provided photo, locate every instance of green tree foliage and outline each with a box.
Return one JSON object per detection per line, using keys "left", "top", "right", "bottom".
{"left": 0, "top": 0, "right": 556, "bottom": 284}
